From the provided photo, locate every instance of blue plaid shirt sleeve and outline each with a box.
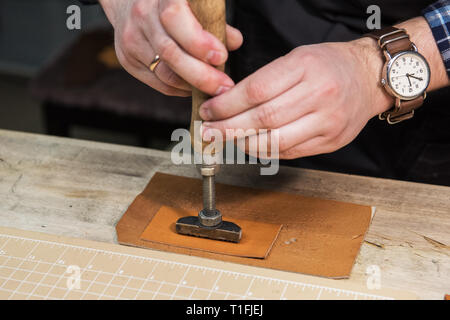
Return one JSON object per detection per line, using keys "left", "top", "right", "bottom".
{"left": 422, "top": 0, "right": 450, "bottom": 78}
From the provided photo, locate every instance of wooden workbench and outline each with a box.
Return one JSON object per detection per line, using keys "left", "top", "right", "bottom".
{"left": 0, "top": 129, "right": 448, "bottom": 299}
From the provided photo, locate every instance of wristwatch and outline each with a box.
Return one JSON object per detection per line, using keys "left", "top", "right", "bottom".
{"left": 366, "top": 27, "right": 430, "bottom": 124}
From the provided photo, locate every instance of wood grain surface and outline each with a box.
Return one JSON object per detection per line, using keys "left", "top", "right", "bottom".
{"left": 0, "top": 129, "right": 448, "bottom": 299}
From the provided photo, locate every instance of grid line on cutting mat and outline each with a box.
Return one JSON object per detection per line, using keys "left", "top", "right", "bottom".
{"left": 0, "top": 231, "right": 396, "bottom": 300}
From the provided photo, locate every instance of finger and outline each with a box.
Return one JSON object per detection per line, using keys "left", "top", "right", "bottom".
{"left": 116, "top": 46, "right": 191, "bottom": 97}
{"left": 153, "top": 61, "right": 191, "bottom": 91}
{"left": 145, "top": 10, "right": 235, "bottom": 96}
{"left": 199, "top": 54, "right": 305, "bottom": 121}
{"left": 230, "top": 113, "right": 323, "bottom": 155}
{"left": 128, "top": 37, "right": 191, "bottom": 91}
{"left": 159, "top": 0, "right": 228, "bottom": 66}
{"left": 151, "top": 36, "right": 235, "bottom": 95}
{"left": 226, "top": 25, "right": 243, "bottom": 51}
{"left": 234, "top": 130, "right": 280, "bottom": 159}
{"left": 116, "top": 20, "right": 191, "bottom": 91}
{"left": 202, "top": 82, "right": 315, "bottom": 134}
{"left": 134, "top": 65, "right": 192, "bottom": 96}
{"left": 278, "top": 136, "right": 332, "bottom": 159}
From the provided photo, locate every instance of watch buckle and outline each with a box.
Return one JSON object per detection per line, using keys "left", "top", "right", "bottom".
{"left": 381, "top": 110, "right": 415, "bottom": 124}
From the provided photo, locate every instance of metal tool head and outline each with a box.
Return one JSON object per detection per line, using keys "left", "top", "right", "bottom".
{"left": 175, "top": 163, "right": 242, "bottom": 243}
{"left": 176, "top": 215, "right": 242, "bottom": 243}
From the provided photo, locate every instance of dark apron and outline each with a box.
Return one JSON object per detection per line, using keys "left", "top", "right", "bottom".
{"left": 229, "top": 0, "right": 450, "bottom": 185}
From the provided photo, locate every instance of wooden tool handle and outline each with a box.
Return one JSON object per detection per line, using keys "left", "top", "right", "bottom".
{"left": 188, "top": 0, "right": 227, "bottom": 154}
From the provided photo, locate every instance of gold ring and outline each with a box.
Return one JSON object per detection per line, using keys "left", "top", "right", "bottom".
{"left": 149, "top": 55, "right": 161, "bottom": 72}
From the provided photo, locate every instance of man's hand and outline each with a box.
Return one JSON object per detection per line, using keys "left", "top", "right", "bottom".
{"left": 99, "top": 0, "right": 243, "bottom": 96}
{"left": 200, "top": 40, "right": 392, "bottom": 159}
{"left": 200, "top": 16, "right": 449, "bottom": 160}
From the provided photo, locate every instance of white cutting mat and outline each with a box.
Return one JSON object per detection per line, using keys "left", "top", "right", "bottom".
{"left": 0, "top": 226, "right": 415, "bottom": 300}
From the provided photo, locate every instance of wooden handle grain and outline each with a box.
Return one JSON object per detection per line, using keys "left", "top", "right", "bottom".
{"left": 188, "top": 0, "right": 227, "bottom": 154}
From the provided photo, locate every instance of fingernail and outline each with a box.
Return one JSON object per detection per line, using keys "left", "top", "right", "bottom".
{"left": 199, "top": 105, "right": 212, "bottom": 120}
{"left": 215, "top": 85, "right": 231, "bottom": 96}
{"left": 206, "top": 50, "right": 223, "bottom": 65}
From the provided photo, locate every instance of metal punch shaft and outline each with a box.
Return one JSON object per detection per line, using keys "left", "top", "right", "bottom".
{"left": 176, "top": 164, "right": 242, "bottom": 243}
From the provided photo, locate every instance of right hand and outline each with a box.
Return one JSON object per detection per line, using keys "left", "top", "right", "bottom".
{"left": 99, "top": 0, "right": 243, "bottom": 96}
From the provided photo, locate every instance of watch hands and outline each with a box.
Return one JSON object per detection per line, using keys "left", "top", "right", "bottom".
{"left": 392, "top": 73, "right": 423, "bottom": 88}
{"left": 408, "top": 74, "right": 423, "bottom": 81}
{"left": 392, "top": 73, "right": 412, "bottom": 79}
{"left": 406, "top": 73, "right": 412, "bottom": 87}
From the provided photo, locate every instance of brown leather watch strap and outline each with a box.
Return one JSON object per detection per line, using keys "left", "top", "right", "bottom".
{"left": 380, "top": 95, "right": 424, "bottom": 124}
{"left": 385, "top": 38, "right": 413, "bottom": 56}
{"left": 366, "top": 27, "right": 413, "bottom": 56}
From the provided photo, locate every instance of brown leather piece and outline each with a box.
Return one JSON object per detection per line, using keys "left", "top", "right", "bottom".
{"left": 140, "top": 206, "right": 282, "bottom": 258}
{"left": 116, "top": 172, "right": 373, "bottom": 278}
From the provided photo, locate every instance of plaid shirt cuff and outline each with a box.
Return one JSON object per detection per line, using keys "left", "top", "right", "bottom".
{"left": 423, "top": 0, "right": 450, "bottom": 78}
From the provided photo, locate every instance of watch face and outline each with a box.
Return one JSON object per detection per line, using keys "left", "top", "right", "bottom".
{"left": 387, "top": 51, "right": 430, "bottom": 99}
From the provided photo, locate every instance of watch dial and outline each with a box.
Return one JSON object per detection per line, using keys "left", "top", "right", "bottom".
{"left": 388, "top": 52, "right": 430, "bottom": 99}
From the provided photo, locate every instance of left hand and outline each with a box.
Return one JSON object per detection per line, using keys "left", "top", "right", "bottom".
{"left": 199, "top": 39, "right": 393, "bottom": 159}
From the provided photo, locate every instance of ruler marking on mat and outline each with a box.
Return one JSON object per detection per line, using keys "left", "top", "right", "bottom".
{"left": 0, "top": 232, "right": 394, "bottom": 300}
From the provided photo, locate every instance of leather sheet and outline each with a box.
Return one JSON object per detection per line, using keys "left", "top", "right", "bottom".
{"left": 140, "top": 206, "right": 282, "bottom": 258}
{"left": 116, "top": 172, "right": 373, "bottom": 278}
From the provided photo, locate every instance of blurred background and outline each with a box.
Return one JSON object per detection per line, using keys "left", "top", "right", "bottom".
{"left": 0, "top": 0, "right": 190, "bottom": 149}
